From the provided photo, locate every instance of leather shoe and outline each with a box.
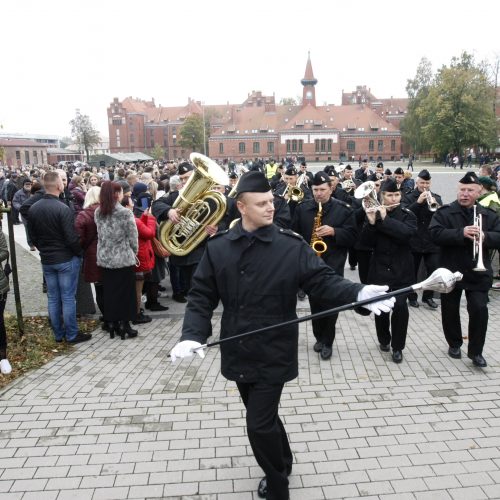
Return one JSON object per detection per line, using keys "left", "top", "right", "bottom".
{"left": 448, "top": 347, "right": 461, "bottom": 359}
{"left": 172, "top": 293, "right": 187, "bottom": 303}
{"left": 392, "top": 350, "right": 403, "bottom": 363}
{"left": 408, "top": 299, "right": 419, "bottom": 308}
{"left": 380, "top": 343, "right": 390, "bottom": 352}
{"left": 67, "top": 332, "right": 92, "bottom": 344}
{"left": 313, "top": 341, "right": 323, "bottom": 353}
{"left": 320, "top": 345, "right": 333, "bottom": 360}
{"left": 423, "top": 298, "right": 438, "bottom": 309}
{"left": 257, "top": 477, "right": 267, "bottom": 498}
{"left": 145, "top": 302, "right": 169, "bottom": 311}
{"left": 468, "top": 353, "right": 487, "bottom": 367}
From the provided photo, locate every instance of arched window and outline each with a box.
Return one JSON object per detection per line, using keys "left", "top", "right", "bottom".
{"left": 292, "top": 139, "right": 297, "bottom": 152}
{"left": 327, "top": 139, "right": 332, "bottom": 152}
{"left": 320, "top": 139, "right": 326, "bottom": 152}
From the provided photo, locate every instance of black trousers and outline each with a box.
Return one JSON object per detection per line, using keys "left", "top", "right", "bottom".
{"left": 309, "top": 296, "right": 338, "bottom": 347}
{"left": 356, "top": 249, "right": 372, "bottom": 284}
{"left": 348, "top": 247, "right": 357, "bottom": 268}
{"left": 375, "top": 293, "right": 409, "bottom": 351}
{"left": 0, "top": 294, "right": 7, "bottom": 359}
{"left": 408, "top": 252, "right": 439, "bottom": 301}
{"left": 236, "top": 382, "right": 292, "bottom": 500}
{"left": 441, "top": 287, "right": 488, "bottom": 356}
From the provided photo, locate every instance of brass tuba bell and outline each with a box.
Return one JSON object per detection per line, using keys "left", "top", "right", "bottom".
{"left": 159, "top": 153, "right": 228, "bottom": 256}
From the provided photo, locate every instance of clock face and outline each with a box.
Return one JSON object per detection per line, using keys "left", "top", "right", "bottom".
{"left": 306, "top": 90, "right": 312, "bottom": 99}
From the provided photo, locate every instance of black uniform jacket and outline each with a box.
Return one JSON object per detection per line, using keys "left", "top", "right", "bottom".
{"left": 359, "top": 206, "right": 417, "bottom": 288}
{"left": 292, "top": 198, "right": 357, "bottom": 275}
{"left": 402, "top": 189, "right": 443, "bottom": 254}
{"left": 181, "top": 222, "right": 363, "bottom": 384}
{"left": 429, "top": 201, "right": 500, "bottom": 290}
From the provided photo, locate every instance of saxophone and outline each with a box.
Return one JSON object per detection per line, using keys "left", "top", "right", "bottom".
{"left": 310, "top": 202, "right": 327, "bottom": 256}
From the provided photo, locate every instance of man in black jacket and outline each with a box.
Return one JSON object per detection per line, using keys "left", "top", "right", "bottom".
{"left": 360, "top": 179, "right": 417, "bottom": 364}
{"left": 170, "top": 171, "right": 395, "bottom": 500}
{"left": 292, "top": 171, "right": 358, "bottom": 359}
{"left": 27, "top": 172, "right": 90, "bottom": 344}
{"left": 402, "top": 169, "right": 443, "bottom": 309}
{"left": 429, "top": 171, "right": 500, "bottom": 367}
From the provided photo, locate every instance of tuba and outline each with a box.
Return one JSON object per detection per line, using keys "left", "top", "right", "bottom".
{"left": 159, "top": 153, "right": 228, "bottom": 256}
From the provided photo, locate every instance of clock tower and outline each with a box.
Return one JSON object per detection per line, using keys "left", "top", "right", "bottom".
{"left": 301, "top": 52, "right": 317, "bottom": 107}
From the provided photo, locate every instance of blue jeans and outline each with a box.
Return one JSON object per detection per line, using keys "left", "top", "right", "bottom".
{"left": 42, "top": 256, "right": 81, "bottom": 341}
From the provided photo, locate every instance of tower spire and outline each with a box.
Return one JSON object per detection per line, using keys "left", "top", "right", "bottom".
{"left": 301, "top": 52, "right": 317, "bottom": 107}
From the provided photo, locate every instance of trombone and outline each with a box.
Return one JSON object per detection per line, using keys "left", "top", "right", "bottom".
{"left": 472, "top": 205, "right": 487, "bottom": 272}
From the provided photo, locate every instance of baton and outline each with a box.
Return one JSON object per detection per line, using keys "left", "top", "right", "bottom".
{"left": 173, "top": 268, "right": 462, "bottom": 356}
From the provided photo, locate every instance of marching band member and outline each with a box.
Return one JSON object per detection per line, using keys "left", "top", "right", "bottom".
{"left": 402, "top": 169, "right": 443, "bottom": 309}
{"left": 429, "top": 171, "right": 500, "bottom": 367}
{"left": 359, "top": 178, "right": 417, "bottom": 363}
{"left": 170, "top": 171, "right": 394, "bottom": 500}
{"left": 292, "top": 171, "right": 358, "bottom": 360}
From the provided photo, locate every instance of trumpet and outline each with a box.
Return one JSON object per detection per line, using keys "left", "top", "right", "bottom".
{"left": 472, "top": 205, "right": 487, "bottom": 272}
{"left": 341, "top": 179, "right": 356, "bottom": 194}
{"left": 425, "top": 189, "right": 439, "bottom": 212}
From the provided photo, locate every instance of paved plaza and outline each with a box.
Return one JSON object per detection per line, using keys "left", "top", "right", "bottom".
{"left": 1, "top": 166, "right": 500, "bottom": 499}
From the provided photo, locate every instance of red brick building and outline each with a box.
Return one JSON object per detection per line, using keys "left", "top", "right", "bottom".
{"left": 0, "top": 138, "right": 48, "bottom": 168}
{"left": 108, "top": 55, "right": 404, "bottom": 162}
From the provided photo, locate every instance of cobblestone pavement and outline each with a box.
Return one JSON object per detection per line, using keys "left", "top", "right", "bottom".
{"left": 1, "top": 208, "right": 500, "bottom": 499}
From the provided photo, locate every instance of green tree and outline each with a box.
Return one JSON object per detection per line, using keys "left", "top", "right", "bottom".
{"left": 151, "top": 144, "right": 165, "bottom": 160}
{"left": 69, "top": 109, "right": 101, "bottom": 162}
{"left": 179, "top": 114, "right": 204, "bottom": 153}
{"left": 59, "top": 136, "right": 73, "bottom": 149}
{"left": 418, "top": 52, "right": 496, "bottom": 157}
{"left": 400, "top": 57, "right": 434, "bottom": 155}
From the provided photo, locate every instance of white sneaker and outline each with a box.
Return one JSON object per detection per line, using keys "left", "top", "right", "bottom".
{"left": 0, "top": 359, "right": 12, "bottom": 374}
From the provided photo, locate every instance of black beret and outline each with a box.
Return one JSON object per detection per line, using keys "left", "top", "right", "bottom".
{"left": 285, "top": 167, "right": 298, "bottom": 176}
{"left": 177, "top": 162, "right": 194, "bottom": 175}
{"left": 418, "top": 169, "right": 431, "bottom": 180}
{"left": 376, "top": 162, "right": 384, "bottom": 168}
{"left": 323, "top": 165, "right": 336, "bottom": 175}
{"left": 394, "top": 167, "right": 404, "bottom": 175}
{"left": 228, "top": 172, "right": 238, "bottom": 179}
{"left": 301, "top": 161, "right": 306, "bottom": 167}
{"left": 459, "top": 171, "right": 480, "bottom": 185}
{"left": 344, "top": 164, "right": 352, "bottom": 170}
{"left": 381, "top": 178, "right": 400, "bottom": 192}
{"left": 384, "top": 169, "right": 392, "bottom": 175}
{"left": 478, "top": 176, "right": 496, "bottom": 189}
{"left": 312, "top": 171, "right": 331, "bottom": 186}
{"left": 362, "top": 158, "right": 368, "bottom": 163}
{"left": 367, "top": 173, "right": 379, "bottom": 182}
{"left": 235, "top": 171, "right": 271, "bottom": 195}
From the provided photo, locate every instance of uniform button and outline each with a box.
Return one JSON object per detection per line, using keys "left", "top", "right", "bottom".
{"left": 239, "top": 374, "right": 244, "bottom": 379}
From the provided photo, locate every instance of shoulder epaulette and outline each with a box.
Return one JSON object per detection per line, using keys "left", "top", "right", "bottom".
{"left": 278, "top": 228, "right": 303, "bottom": 240}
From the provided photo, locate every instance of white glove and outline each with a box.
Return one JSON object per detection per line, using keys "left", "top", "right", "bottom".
{"left": 357, "top": 285, "right": 396, "bottom": 316}
{"left": 170, "top": 340, "right": 205, "bottom": 363}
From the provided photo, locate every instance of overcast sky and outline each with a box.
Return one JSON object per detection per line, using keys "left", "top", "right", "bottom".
{"left": 1, "top": 0, "right": 498, "bottom": 139}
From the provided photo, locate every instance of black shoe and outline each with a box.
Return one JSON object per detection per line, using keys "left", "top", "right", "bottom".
{"left": 392, "top": 350, "right": 403, "bottom": 363}
{"left": 313, "top": 341, "right": 323, "bottom": 353}
{"left": 468, "top": 353, "right": 487, "bottom": 367}
{"left": 172, "top": 293, "right": 187, "bottom": 303}
{"left": 145, "top": 302, "right": 169, "bottom": 311}
{"left": 123, "top": 321, "right": 138, "bottom": 338}
{"left": 380, "top": 343, "right": 390, "bottom": 352}
{"left": 448, "top": 347, "right": 461, "bottom": 359}
{"left": 350, "top": 266, "right": 356, "bottom": 271}
{"left": 423, "top": 298, "right": 438, "bottom": 309}
{"left": 408, "top": 299, "right": 419, "bottom": 308}
{"left": 101, "top": 321, "right": 110, "bottom": 332}
{"left": 320, "top": 345, "right": 333, "bottom": 360}
{"left": 132, "top": 312, "right": 152, "bottom": 325}
{"left": 67, "top": 332, "right": 92, "bottom": 344}
{"left": 257, "top": 477, "right": 267, "bottom": 499}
